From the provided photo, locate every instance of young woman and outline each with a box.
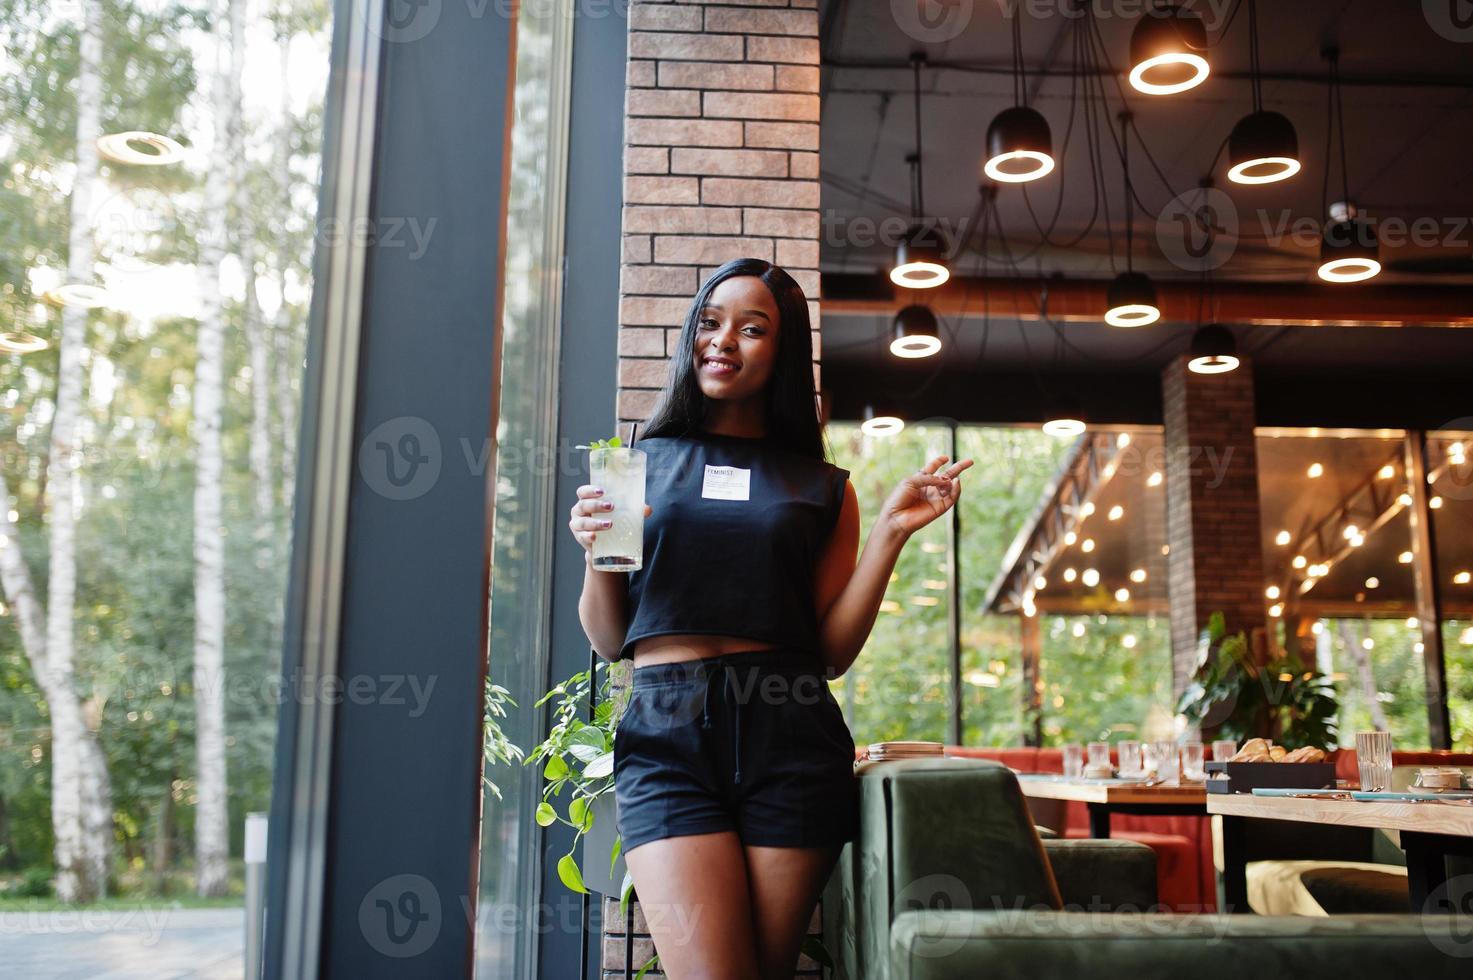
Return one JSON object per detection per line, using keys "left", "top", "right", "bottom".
{"left": 569, "top": 257, "right": 971, "bottom": 979}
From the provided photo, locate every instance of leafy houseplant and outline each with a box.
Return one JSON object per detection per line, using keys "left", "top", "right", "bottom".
{"left": 1176, "top": 612, "right": 1338, "bottom": 750}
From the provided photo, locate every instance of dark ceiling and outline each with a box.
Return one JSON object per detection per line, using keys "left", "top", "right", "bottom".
{"left": 816, "top": 1, "right": 1473, "bottom": 415}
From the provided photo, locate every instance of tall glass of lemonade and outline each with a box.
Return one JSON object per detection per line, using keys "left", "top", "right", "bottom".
{"left": 589, "top": 446, "right": 646, "bottom": 571}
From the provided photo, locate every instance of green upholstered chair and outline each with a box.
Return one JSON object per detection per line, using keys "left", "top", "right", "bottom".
{"left": 822, "top": 757, "right": 1470, "bottom": 980}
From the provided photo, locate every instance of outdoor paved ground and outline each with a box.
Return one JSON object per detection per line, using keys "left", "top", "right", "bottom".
{"left": 1, "top": 906, "right": 244, "bottom": 979}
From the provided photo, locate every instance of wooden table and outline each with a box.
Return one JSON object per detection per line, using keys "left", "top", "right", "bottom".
{"left": 1017, "top": 775, "right": 1208, "bottom": 838}
{"left": 1207, "top": 792, "right": 1473, "bottom": 914}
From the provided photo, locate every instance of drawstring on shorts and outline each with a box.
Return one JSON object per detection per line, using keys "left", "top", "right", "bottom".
{"left": 698, "top": 663, "right": 744, "bottom": 785}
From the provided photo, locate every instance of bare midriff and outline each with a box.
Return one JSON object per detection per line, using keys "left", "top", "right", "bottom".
{"left": 629, "top": 633, "right": 782, "bottom": 668}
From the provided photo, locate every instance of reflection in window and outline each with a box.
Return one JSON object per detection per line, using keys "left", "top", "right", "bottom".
{"left": 1429, "top": 431, "right": 1472, "bottom": 748}
{"left": 1256, "top": 430, "right": 1429, "bottom": 747}
{"left": 828, "top": 422, "right": 954, "bottom": 743}
{"left": 477, "top": 7, "right": 570, "bottom": 977}
{"left": 0, "top": 2, "right": 325, "bottom": 902}
{"left": 956, "top": 426, "right": 1072, "bottom": 745}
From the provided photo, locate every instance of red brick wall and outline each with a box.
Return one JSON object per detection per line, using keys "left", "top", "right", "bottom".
{"left": 619, "top": 0, "right": 822, "bottom": 427}
{"left": 1162, "top": 355, "right": 1269, "bottom": 698}
{"left": 604, "top": 7, "right": 828, "bottom": 976}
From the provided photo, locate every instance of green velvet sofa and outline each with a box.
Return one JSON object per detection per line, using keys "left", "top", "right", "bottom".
{"left": 821, "top": 758, "right": 1470, "bottom": 979}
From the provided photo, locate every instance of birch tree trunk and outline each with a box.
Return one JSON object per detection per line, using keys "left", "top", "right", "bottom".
{"left": 191, "top": 0, "right": 238, "bottom": 898}
{"left": 273, "top": 35, "right": 297, "bottom": 512}
{"left": 39, "top": 0, "right": 113, "bottom": 903}
{"left": 1338, "top": 621, "right": 1390, "bottom": 731}
{"left": 238, "top": 5, "right": 272, "bottom": 556}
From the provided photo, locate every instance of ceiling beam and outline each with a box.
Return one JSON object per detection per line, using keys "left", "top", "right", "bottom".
{"left": 822, "top": 275, "right": 1473, "bottom": 329}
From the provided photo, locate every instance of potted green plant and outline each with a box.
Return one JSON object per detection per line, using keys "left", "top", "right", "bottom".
{"left": 1176, "top": 611, "right": 1338, "bottom": 749}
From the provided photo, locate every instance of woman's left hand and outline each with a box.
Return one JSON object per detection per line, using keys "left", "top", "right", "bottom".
{"left": 878, "top": 455, "right": 974, "bottom": 539}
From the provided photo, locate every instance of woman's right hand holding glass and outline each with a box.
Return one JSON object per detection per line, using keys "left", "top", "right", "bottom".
{"left": 568, "top": 484, "right": 651, "bottom": 556}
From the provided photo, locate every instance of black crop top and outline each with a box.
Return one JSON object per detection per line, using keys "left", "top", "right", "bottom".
{"left": 618, "top": 431, "right": 851, "bottom": 661}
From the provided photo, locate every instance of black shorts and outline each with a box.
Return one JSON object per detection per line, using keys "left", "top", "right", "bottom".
{"left": 613, "top": 647, "right": 859, "bottom": 853}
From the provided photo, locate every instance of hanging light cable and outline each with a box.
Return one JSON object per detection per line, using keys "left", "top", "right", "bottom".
{"left": 1227, "top": 0, "right": 1300, "bottom": 184}
{"left": 1105, "top": 111, "right": 1161, "bottom": 327}
{"left": 891, "top": 53, "right": 950, "bottom": 288}
{"left": 1317, "top": 47, "right": 1380, "bottom": 282}
{"left": 983, "top": 13, "right": 1055, "bottom": 183}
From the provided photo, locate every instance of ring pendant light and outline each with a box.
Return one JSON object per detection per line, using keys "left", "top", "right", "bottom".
{"left": 984, "top": 14, "right": 1055, "bottom": 183}
{"left": 890, "top": 304, "right": 941, "bottom": 358}
{"left": 891, "top": 54, "right": 950, "bottom": 289}
{"left": 1129, "top": 4, "right": 1210, "bottom": 95}
{"left": 1227, "top": 0, "right": 1299, "bottom": 184}
{"left": 861, "top": 402, "right": 905, "bottom": 437}
{"left": 1316, "top": 48, "right": 1380, "bottom": 283}
{"left": 1187, "top": 322, "right": 1240, "bottom": 374}
{"left": 1105, "top": 112, "right": 1161, "bottom": 327}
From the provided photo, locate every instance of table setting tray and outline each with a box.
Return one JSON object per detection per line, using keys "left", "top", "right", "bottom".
{"left": 1204, "top": 760, "right": 1337, "bottom": 794}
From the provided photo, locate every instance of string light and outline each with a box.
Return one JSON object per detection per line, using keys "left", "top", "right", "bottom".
{"left": 1130, "top": 568, "right": 1147, "bottom": 583}
{"left": 1108, "top": 505, "right": 1124, "bottom": 521}
{"left": 1081, "top": 538, "right": 1096, "bottom": 553}
{"left": 1307, "top": 462, "right": 1324, "bottom": 478}
{"left": 1275, "top": 530, "right": 1291, "bottom": 546}
{"left": 1265, "top": 585, "right": 1280, "bottom": 600}
{"left": 1398, "top": 551, "right": 1413, "bottom": 564}
{"left": 1115, "top": 587, "right": 1131, "bottom": 602}
{"left": 1082, "top": 568, "right": 1101, "bottom": 587}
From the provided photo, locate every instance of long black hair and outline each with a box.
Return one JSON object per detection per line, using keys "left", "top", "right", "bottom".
{"left": 641, "top": 258, "right": 827, "bottom": 461}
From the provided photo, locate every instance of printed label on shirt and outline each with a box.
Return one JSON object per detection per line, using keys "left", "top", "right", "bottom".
{"left": 701, "top": 464, "right": 751, "bottom": 501}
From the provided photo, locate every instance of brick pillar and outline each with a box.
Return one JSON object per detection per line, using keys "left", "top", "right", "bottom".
{"left": 603, "top": 5, "right": 827, "bottom": 975}
{"left": 618, "top": 0, "right": 822, "bottom": 427}
{"left": 1162, "top": 356, "right": 1268, "bottom": 699}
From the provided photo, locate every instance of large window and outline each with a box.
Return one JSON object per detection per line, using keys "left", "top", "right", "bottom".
{"left": 477, "top": 4, "right": 573, "bottom": 976}
{"left": 1256, "top": 429, "right": 1438, "bottom": 748}
{"left": 828, "top": 422, "right": 956, "bottom": 744}
{"left": 1429, "top": 430, "right": 1473, "bottom": 749}
{"left": 0, "top": 0, "right": 325, "bottom": 909}
{"left": 828, "top": 422, "right": 1126, "bottom": 746}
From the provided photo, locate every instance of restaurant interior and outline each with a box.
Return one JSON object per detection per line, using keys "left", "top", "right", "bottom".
{"left": 789, "top": 3, "right": 1473, "bottom": 977}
